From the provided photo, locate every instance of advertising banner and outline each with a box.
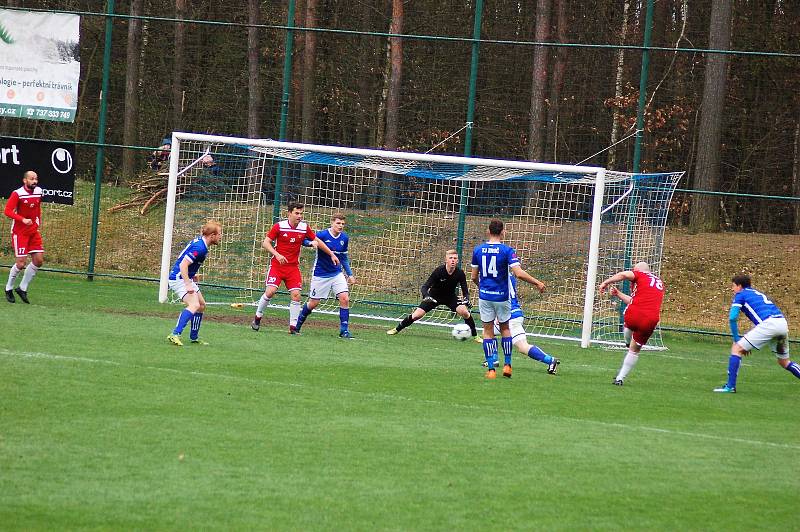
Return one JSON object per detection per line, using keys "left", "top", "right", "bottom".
{"left": 1, "top": 138, "right": 76, "bottom": 205}
{"left": 0, "top": 9, "right": 80, "bottom": 123}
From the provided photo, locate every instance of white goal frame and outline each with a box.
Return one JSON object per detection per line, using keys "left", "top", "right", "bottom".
{"left": 159, "top": 132, "right": 678, "bottom": 348}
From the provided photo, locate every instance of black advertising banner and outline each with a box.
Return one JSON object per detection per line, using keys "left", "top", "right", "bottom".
{"left": 0, "top": 138, "right": 75, "bottom": 205}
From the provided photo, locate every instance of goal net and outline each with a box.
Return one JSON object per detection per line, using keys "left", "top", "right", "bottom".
{"left": 159, "top": 133, "right": 683, "bottom": 348}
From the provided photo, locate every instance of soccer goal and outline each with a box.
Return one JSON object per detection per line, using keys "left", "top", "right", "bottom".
{"left": 158, "top": 132, "right": 683, "bottom": 348}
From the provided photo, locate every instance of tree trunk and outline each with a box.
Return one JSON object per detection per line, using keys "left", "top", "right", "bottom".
{"left": 689, "top": 0, "right": 732, "bottom": 233}
{"left": 247, "top": 0, "right": 260, "bottom": 138}
{"left": 301, "top": 0, "right": 318, "bottom": 143}
{"left": 608, "top": 0, "right": 630, "bottom": 169}
{"left": 545, "top": 0, "right": 567, "bottom": 162}
{"left": 171, "top": 0, "right": 188, "bottom": 131}
{"left": 122, "top": 0, "right": 144, "bottom": 182}
{"left": 793, "top": 118, "right": 800, "bottom": 234}
{"left": 526, "top": 0, "right": 551, "bottom": 162}
{"left": 384, "top": 0, "right": 403, "bottom": 151}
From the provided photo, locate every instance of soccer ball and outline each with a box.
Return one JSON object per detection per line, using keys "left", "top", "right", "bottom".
{"left": 451, "top": 323, "right": 472, "bottom": 341}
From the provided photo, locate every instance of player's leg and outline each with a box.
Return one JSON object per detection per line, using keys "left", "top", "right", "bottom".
{"left": 6, "top": 234, "right": 28, "bottom": 302}
{"left": 388, "top": 299, "right": 433, "bottom": 334}
{"left": 253, "top": 268, "right": 280, "bottom": 330}
{"left": 16, "top": 232, "right": 44, "bottom": 303}
{"left": 775, "top": 344, "right": 800, "bottom": 379}
{"left": 510, "top": 318, "right": 559, "bottom": 374}
{"left": 288, "top": 289, "right": 303, "bottom": 333}
{"left": 168, "top": 279, "right": 198, "bottom": 345}
{"left": 286, "top": 268, "right": 304, "bottom": 333}
{"left": 189, "top": 291, "right": 207, "bottom": 343}
{"left": 715, "top": 320, "right": 772, "bottom": 392}
{"left": 295, "top": 297, "right": 320, "bottom": 333}
{"left": 498, "top": 320, "right": 514, "bottom": 378}
{"left": 770, "top": 319, "right": 799, "bottom": 380}
{"left": 613, "top": 314, "right": 652, "bottom": 385}
{"left": 336, "top": 291, "right": 352, "bottom": 338}
{"left": 478, "top": 300, "right": 501, "bottom": 378}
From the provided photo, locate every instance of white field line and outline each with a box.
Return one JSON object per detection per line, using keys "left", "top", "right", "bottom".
{"left": 1, "top": 347, "right": 795, "bottom": 450}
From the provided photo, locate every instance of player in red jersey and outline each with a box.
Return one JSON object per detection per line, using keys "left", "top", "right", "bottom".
{"left": 4, "top": 170, "right": 44, "bottom": 304}
{"left": 251, "top": 202, "right": 339, "bottom": 333}
{"left": 598, "top": 261, "right": 665, "bottom": 386}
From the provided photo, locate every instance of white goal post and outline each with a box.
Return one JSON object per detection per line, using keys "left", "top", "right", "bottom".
{"left": 159, "top": 132, "right": 683, "bottom": 348}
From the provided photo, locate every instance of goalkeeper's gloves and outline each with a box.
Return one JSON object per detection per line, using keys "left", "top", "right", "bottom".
{"left": 457, "top": 297, "right": 472, "bottom": 309}
{"left": 421, "top": 296, "right": 438, "bottom": 306}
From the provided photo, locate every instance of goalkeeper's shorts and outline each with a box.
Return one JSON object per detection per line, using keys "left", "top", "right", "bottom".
{"left": 418, "top": 295, "right": 459, "bottom": 313}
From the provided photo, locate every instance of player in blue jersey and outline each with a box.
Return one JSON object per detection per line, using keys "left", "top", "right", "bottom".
{"left": 714, "top": 274, "right": 800, "bottom": 393}
{"left": 471, "top": 219, "right": 545, "bottom": 379}
{"left": 294, "top": 213, "right": 356, "bottom": 338}
{"left": 483, "top": 273, "right": 559, "bottom": 374}
{"left": 166, "top": 220, "right": 222, "bottom": 346}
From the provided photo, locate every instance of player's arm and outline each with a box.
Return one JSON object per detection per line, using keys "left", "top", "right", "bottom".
{"left": 609, "top": 286, "right": 632, "bottom": 305}
{"left": 4, "top": 193, "right": 26, "bottom": 223}
{"left": 470, "top": 265, "right": 479, "bottom": 286}
{"left": 729, "top": 304, "right": 742, "bottom": 342}
{"left": 339, "top": 253, "right": 354, "bottom": 282}
{"left": 510, "top": 264, "right": 545, "bottom": 293}
{"left": 262, "top": 236, "right": 286, "bottom": 264}
{"left": 419, "top": 268, "right": 438, "bottom": 300}
{"left": 458, "top": 270, "right": 471, "bottom": 301}
{"left": 179, "top": 256, "right": 196, "bottom": 294}
{"left": 302, "top": 238, "right": 318, "bottom": 248}
{"left": 314, "top": 237, "right": 340, "bottom": 265}
{"left": 598, "top": 270, "right": 635, "bottom": 293}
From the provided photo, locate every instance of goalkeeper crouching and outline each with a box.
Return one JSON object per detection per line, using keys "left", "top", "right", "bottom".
{"left": 387, "top": 249, "right": 479, "bottom": 341}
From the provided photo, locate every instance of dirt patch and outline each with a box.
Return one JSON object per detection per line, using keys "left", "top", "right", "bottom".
{"left": 662, "top": 228, "right": 800, "bottom": 335}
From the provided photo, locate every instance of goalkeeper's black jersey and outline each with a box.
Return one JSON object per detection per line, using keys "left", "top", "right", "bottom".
{"left": 421, "top": 265, "right": 469, "bottom": 301}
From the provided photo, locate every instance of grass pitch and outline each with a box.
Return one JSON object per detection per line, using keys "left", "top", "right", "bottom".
{"left": 1, "top": 274, "right": 798, "bottom": 530}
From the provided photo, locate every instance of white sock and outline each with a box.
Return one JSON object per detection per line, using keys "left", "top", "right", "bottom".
{"left": 7, "top": 264, "right": 21, "bottom": 290}
{"left": 19, "top": 263, "right": 38, "bottom": 290}
{"left": 255, "top": 294, "right": 270, "bottom": 318}
{"left": 616, "top": 350, "right": 639, "bottom": 381}
{"left": 289, "top": 300, "right": 301, "bottom": 327}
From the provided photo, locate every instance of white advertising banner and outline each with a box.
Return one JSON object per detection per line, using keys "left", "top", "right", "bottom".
{"left": 0, "top": 9, "right": 80, "bottom": 123}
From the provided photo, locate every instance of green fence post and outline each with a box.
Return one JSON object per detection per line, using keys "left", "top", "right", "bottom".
{"left": 620, "top": 0, "right": 654, "bottom": 319}
{"left": 456, "top": 0, "right": 483, "bottom": 262}
{"left": 272, "top": 0, "right": 297, "bottom": 223}
{"left": 87, "top": 0, "right": 115, "bottom": 281}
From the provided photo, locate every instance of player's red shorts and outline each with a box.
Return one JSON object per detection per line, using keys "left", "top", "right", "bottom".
{"left": 623, "top": 307, "right": 660, "bottom": 346}
{"left": 11, "top": 230, "right": 44, "bottom": 258}
{"left": 265, "top": 262, "right": 303, "bottom": 291}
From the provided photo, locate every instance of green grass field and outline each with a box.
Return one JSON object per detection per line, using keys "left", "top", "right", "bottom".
{"left": 1, "top": 274, "right": 798, "bottom": 530}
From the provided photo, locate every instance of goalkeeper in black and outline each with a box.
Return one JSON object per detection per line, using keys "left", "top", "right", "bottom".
{"left": 387, "top": 249, "right": 479, "bottom": 341}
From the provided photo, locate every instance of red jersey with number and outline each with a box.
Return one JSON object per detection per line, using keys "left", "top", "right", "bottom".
{"left": 5, "top": 185, "right": 42, "bottom": 234}
{"left": 628, "top": 269, "right": 665, "bottom": 319}
{"left": 267, "top": 219, "right": 316, "bottom": 267}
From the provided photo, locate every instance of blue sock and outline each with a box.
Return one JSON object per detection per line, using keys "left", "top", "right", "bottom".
{"left": 726, "top": 354, "right": 741, "bottom": 389}
{"left": 527, "top": 345, "right": 553, "bottom": 365}
{"left": 502, "top": 336, "right": 513, "bottom": 365}
{"left": 295, "top": 303, "right": 311, "bottom": 331}
{"left": 189, "top": 312, "right": 203, "bottom": 340}
{"left": 173, "top": 309, "right": 194, "bottom": 335}
{"left": 785, "top": 360, "right": 800, "bottom": 379}
{"left": 339, "top": 307, "right": 350, "bottom": 333}
{"left": 483, "top": 339, "right": 498, "bottom": 368}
